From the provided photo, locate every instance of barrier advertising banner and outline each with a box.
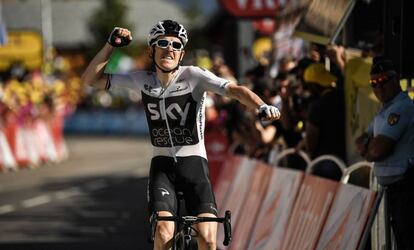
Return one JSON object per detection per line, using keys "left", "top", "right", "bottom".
{"left": 316, "top": 184, "right": 376, "bottom": 250}
{"left": 230, "top": 161, "right": 272, "bottom": 250}
{"left": 248, "top": 168, "right": 304, "bottom": 250}
{"left": 217, "top": 157, "right": 256, "bottom": 249}
{"left": 213, "top": 155, "right": 243, "bottom": 210}
{"left": 281, "top": 175, "right": 339, "bottom": 250}
{"left": 205, "top": 129, "right": 229, "bottom": 187}
{"left": 0, "top": 130, "right": 17, "bottom": 171}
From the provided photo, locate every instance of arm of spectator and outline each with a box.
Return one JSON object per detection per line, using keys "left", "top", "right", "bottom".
{"left": 356, "top": 133, "right": 395, "bottom": 162}
{"left": 355, "top": 132, "right": 371, "bottom": 157}
{"left": 255, "top": 121, "right": 277, "bottom": 144}
{"left": 327, "top": 44, "right": 346, "bottom": 73}
{"left": 305, "top": 121, "right": 319, "bottom": 158}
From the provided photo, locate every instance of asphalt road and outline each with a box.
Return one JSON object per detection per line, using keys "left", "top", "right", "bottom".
{"left": 0, "top": 136, "right": 154, "bottom": 250}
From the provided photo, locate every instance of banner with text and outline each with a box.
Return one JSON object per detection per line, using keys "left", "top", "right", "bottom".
{"left": 248, "top": 168, "right": 304, "bottom": 250}
{"left": 281, "top": 175, "right": 339, "bottom": 250}
{"left": 316, "top": 183, "right": 376, "bottom": 250}
{"left": 230, "top": 161, "right": 273, "bottom": 250}
{"left": 220, "top": 0, "right": 287, "bottom": 17}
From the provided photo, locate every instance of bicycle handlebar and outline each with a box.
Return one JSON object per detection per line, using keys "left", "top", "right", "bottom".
{"left": 223, "top": 210, "right": 232, "bottom": 246}
{"left": 154, "top": 211, "right": 232, "bottom": 246}
{"left": 258, "top": 109, "right": 267, "bottom": 119}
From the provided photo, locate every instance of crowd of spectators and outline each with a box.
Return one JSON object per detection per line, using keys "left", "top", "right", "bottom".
{"left": 197, "top": 42, "right": 380, "bottom": 181}
{"left": 0, "top": 51, "right": 82, "bottom": 168}
{"left": 0, "top": 62, "right": 81, "bottom": 127}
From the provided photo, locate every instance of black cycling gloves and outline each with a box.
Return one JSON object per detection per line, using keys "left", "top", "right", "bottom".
{"left": 107, "top": 27, "right": 131, "bottom": 47}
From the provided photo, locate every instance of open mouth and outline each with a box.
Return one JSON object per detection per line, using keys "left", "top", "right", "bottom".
{"left": 161, "top": 55, "right": 174, "bottom": 61}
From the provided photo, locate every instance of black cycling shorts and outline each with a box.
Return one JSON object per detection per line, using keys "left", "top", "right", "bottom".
{"left": 147, "top": 156, "right": 218, "bottom": 216}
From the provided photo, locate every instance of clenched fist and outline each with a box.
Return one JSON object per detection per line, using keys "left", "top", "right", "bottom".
{"left": 108, "top": 27, "right": 132, "bottom": 47}
{"left": 259, "top": 104, "right": 281, "bottom": 121}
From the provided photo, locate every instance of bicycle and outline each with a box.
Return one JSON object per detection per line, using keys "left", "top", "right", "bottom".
{"left": 149, "top": 192, "right": 232, "bottom": 249}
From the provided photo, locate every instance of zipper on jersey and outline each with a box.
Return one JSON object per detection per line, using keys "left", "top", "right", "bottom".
{"left": 157, "top": 71, "right": 180, "bottom": 163}
{"left": 161, "top": 94, "right": 178, "bottom": 163}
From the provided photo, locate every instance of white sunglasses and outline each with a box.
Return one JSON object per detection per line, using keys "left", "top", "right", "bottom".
{"left": 152, "top": 39, "right": 184, "bottom": 51}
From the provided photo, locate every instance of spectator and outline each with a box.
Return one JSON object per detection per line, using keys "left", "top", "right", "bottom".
{"left": 302, "top": 63, "right": 345, "bottom": 180}
{"left": 326, "top": 44, "right": 346, "bottom": 73}
{"left": 251, "top": 78, "right": 281, "bottom": 161}
{"left": 355, "top": 57, "right": 414, "bottom": 249}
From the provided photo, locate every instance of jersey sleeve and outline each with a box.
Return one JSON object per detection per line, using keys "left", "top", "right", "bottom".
{"left": 106, "top": 71, "right": 147, "bottom": 92}
{"left": 377, "top": 105, "right": 411, "bottom": 140}
{"left": 191, "top": 66, "right": 230, "bottom": 96}
{"left": 366, "top": 120, "right": 374, "bottom": 136}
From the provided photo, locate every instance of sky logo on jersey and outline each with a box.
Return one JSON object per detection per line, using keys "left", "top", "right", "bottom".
{"left": 142, "top": 92, "right": 199, "bottom": 147}
{"left": 147, "top": 101, "right": 190, "bottom": 126}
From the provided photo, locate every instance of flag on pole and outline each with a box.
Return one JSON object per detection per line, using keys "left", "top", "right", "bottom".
{"left": 0, "top": 21, "right": 8, "bottom": 45}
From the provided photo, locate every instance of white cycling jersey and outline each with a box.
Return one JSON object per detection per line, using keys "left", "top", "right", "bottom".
{"left": 107, "top": 66, "right": 230, "bottom": 160}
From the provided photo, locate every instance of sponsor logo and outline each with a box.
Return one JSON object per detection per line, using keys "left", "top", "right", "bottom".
{"left": 144, "top": 84, "right": 156, "bottom": 93}
{"left": 158, "top": 188, "right": 170, "bottom": 197}
{"left": 147, "top": 101, "right": 190, "bottom": 126}
{"left": 169, "top": 85, "right": 189, "bottom": 94}
{"left": 142, "top": 92, "right": 199, "bottom": 147}
{"left": 210, "top": 205, "right": 218, "bottom": 214}
{"left": 151, "top": 127, "right": 195, "bottom": 146}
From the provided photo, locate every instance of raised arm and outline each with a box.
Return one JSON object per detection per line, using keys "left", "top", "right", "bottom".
{"left": 226, "top": 83, "right": 281, "bottom": 121}
{"left": 80, "top": 27, "right": 132, "bottom": 89}
{"left": 81, "top": 44, "right": 115, "bottom": 89}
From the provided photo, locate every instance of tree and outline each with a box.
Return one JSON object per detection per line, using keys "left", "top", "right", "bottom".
{"left": 87, "top": 0, "right": 135, "bottom": 57}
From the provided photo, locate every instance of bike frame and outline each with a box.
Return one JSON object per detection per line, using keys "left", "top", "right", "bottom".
{"left": 149, "top": 192, "right": 231, "bottom": 249}
{"left": 152, "top": 212, "right": 232, "bottom": 249}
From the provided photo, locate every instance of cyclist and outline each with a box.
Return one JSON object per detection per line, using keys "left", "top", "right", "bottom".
{"left": 81, "top": 20, "right": 280, "bottom": 250}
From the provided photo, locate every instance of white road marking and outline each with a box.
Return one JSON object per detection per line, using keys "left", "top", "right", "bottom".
{"left": 0, "top": 205, "right": 15, "bottom": 215}
{"left": 2, "top": 168, "right": 140, "bottom": 213}
{"left": 54, "top": 187, "right": 83, "bottom": 199}
{"left": 21, "top": 195, "right": 52, "bottom": 208}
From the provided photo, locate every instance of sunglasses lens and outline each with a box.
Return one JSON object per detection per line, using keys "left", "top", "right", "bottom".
{"left": 370, "top": 76, "right": 392, "bottom": 88}
{"left": 155, "top": 39, "right": 183, "bottom": 50}
{"left": 172, "top": 42, "right": 182, "bottom": 50}
{"left": 157, "top": 40, "right": 169, "bottom": 48}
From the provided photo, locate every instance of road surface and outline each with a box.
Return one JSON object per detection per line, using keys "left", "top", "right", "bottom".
{"left": 0, "top": 136, "right": 154, "bottom": 250}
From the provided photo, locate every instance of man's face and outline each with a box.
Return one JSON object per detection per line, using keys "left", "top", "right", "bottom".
{"left": 151, "top": 36, "right": 184, "bottom": 72}
{"left": 369, "top": 72, "right": 398, "bottom": 103}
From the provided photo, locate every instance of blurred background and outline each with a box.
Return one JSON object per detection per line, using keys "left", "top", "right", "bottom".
{"left": 0, "top": 0, "right": 413, "bottom": 249}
